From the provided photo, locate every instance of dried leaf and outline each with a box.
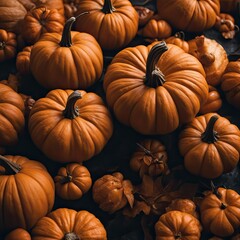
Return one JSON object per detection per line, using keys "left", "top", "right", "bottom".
{"left": 123, "top": 180, "right": 134, "bottom": 208}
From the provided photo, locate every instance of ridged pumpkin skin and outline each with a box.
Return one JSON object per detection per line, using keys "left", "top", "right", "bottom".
{"left": 155, "top": 210, "right": 202, "bottom": 240}
{"left": 165, "top": 31, "right": 189, "bottom": 53}
{"left": 179, "top": 113, "right": 240, "bottom": 179}
{"left": 28, "top": 89, "right": 113, "bottom": 163}
{"left": 104, "top": 42, "right": 208, "bottom": 135}
{"left": 157, "top": 0, "right": 220, "bottom": 32}
{"left": 31, "top": 208, "right": 107, "bottom": 240}
{"left": 16, "top": 45, "right": 33, "bottom": 75}
{"left": 221, "top": 59, "right": 240, "bottom": 109}
{"left": 0, "top": 155, "right": 55, "bottom": 234}
{"left": 4, "top": 228, "right": 31, "bottom": 240}
{"left": 30, "top": 17, "right": 103, "bottom": 90}
{"left": 200, "top": 187, "right": 240, "bottom": 237}
{"left": 74, "top": 0, "right": 139, "bottom": 50}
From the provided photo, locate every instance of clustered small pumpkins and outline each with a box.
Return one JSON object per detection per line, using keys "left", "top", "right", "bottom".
{"left": 0, "top": 0, "right": 240, "bottom": 239}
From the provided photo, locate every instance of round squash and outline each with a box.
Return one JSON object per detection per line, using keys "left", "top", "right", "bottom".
{"left": 4, "top": 228, "right": 31, "bottom": 240}
{"left": 16, "top": 45, "right": 33, "bottom": 75}
{"left": 165, "top": 31, "right": 189, "bottom": 53}
{"left": 104, "top": 41, "right": 208, "bottom": 135}
{"left": 28, "top": 89, "right": 113, "bottom": 163}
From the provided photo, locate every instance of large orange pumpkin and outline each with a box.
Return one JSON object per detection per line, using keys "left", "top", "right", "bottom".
{"left": 4, "top": 228, "right": 31, "bottom": 240}
{"left": 0, "top": 155, "right": 55, "bottom": 234}
{"left": 156, "top": 0, "right": 220, "bottom": 32}
{"left": 28, "top": 89, "right": 113, "bottom": 163}
{"left": 30, "top": 15, "right": 103, "bottom": 90}
{"left": 104, "top": 41, "right": 208, "bottom": 135}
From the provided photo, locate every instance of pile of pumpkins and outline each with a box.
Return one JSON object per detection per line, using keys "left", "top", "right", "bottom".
{"left": 0, "top": 0, "right": 240, "bottom": 239}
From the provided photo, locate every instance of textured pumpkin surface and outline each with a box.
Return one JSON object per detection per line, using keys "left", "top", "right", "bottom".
{"left": 104, "top": 42, "right": 208, "bottom": 135}
{"left": 0, "top": 155, "right": 55, "bottom": 234}
{"left": 4, "top": 228, "right": 31, "bottom": 240}
{"left": 157, "top": 0, "right": 220, "bottom": 32}
{"left": 31, "top": 208, "right": 107, "bottom": 240}
{"left": 155, "top": 210, "right": 202, "bottom": 240}
{"left": 28, "top": 89, "right": 113, "bottom": 163}
{"left": 179, "top": 113, "right": 240, "bottom": 179}
{"left": 165, "top": 32, "right": 189, "bottom": 53}
{"left": 74, "top": 0, "right": 139, "bottom": 50}
{"left": 16, "top": 45, "right": 33, "bottom": 75}
{"left": 200, "top": 187, "right": 240, "bottom": 237}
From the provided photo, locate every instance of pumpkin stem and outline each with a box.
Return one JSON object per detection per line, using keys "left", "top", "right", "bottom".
{"left": 0, "top": 41, "right": 6, "bottom": 50}
{"left": 174, "top": 31, "right": 185, "bottom": 40}
{"left": 59, "top": 12, "right": 89, "bottom": 47}
{"left": 175, "top": 232, "right": 182, "bottom": 239}
{"left": 0, "top": 155, "right": 22, "bottom": 175}
{"left": 64, "top": 232, "right": 80, "bottom": 240}
{"left": 201, "top": 115, "right": 219, "bottom": 143}
{"left": 63, "top": 91, "right": 82, "bottom": 119}
{"left": 102, "top": 0, "right": 115, "bottom": 13}
{"left": 145, "top": 41, "right": 168, "bottom": 88}
{"left": 59, "top": 171, "right": 73, "bottom": 184}
{"left": 210, "top": 180, "right": 222, "bottom": 199}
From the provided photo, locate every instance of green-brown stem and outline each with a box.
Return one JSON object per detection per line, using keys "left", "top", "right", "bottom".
{"left": 0, "top": 41, "right": 5, "bottom": 50}
{"left": 210, "top": 181, "right": 227, "bottom": 209}
{"left": 63, "top": 91, "right": 82, "bottom": 119}
{"left": 175, "top": 232, "right": 182, "bottom": 239}
{"left": 201, "top": 115, "right": 219, "bottom": 143}
{"left": 102, "top": 0, "right": 115, "bottom": 13}
{"left": 60, "top": 171, "right": 73, "bottom": 184}
{"left": 145, "top": 41, "right": 168, "bottom": 88}
{"left": 175, "top": 31, "right": 185, "bottom": 40}
{"left": 64, "top": 232, "right": 80, "bottom": 240}
{"left": 0, "top": 155, "right": 22, "bottom": 175}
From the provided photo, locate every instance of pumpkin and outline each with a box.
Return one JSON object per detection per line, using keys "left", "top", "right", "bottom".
{"left": 221, "top": 59, "right": 240, "bottom": 109}
{"left": 74, "top": 0, "right": 139, "bottom": 50}
{"left": 28, "top": 89, "right": 113, "bottom": 163}
{"left": 178, "top": 113, "right": 240, "bottom": 179}
{"left": 30, "top": 15, "right": 103, "bottom": 90}
{"left": 103, "top": 41, "right": 208, "bottom": 135}
{"left": 129, "top": 139, "right": 168, "bottom": 178}
{"left": 16, "top": 45, "right": 32, "bottom": 75}
{"left": 31, "top": 208, "right": 107, "bottom": 240}
{"left": 92, "top": 172, "right": 134, "bottom": 213}
{"left": 188, "top": 35, "right": 229, "bottom": 86}
{"left": 220, "top": 0, "right": 240, "bottom": 13}
{"left": 140, "top": 19, "right": 172, "bottom": 42}
{"left": 165, "top": 31, "right": 189, "bottom": 53}
{"left": 54, "top": 163, "right": 92, "bottom": 200}
{"left": 199, "top": 85, "right": 222, "bottom": 114}
{"left": 21, "top": 6, "right": 65, "bottom": 44}
{"left": 0, "top": 155, "right": 55, "bottom": 234}
{"left": 155, "top": 210, "right": 202, "bottom": 240}
{"left": 0, "top": 83, "right": 25, "bottom": 148}
{"left": 200, "top": 186, "right": 240, "bottom": 237}
{"left": 4, "top": 228, "right": 31, "bottom": 240}
{"left": 0, "top": 29, "right": 17, "bottom": 63}
{"left": 156, "top": 0, "right": 220, "bottom": 32}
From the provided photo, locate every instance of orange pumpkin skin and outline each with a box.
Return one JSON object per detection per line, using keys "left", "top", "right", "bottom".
{"left": 179, "top": 113, "right": 240, "bottom": 179}
{"left": 30, "top": 17, "right": 103, "bottom": 90}
{"left": 221, "top": 59, "right": 240, "bottom": 110}
{"left": 54, "top": 163, "right": 92, "bottom": 200}
{"left": 155, "top": 210, "right": 202, "bottom": 240}
{"left": 4, "top": 228, "right": 31, "bottom": 240}
{"left": 157, "top": 0, "right": 220, "bottom": 32}
{"left": 31, "top": 208, "right": 107, "bottom": 240}
{"left": 199, "top": 85, "right": 222, "bottom": 114}
{"left": 74, "top": 0, "right": 139, "bottom": 50}
{"left": 165, "top": 31, "right": 189, "bottom": 53}
{"left": 21, "top": 6, "right": 65, "bottom": 44}
{"left": 0, "top": 83, "right": 25, "bottom": 147}
{"left": 16, "top": 45, "right": 33, "bottom": 75}
{"left": 104, "top": 42, "right": 208, "bottom": 135}
{"left": 28, "top": 89, "right": 113, "bottom": 163}
{"left": 200, "top": 187, "right": 240, "bottom": 237}
{"left": 129, "top": 139, "right": 168, "bottom": 178}
{"left": 0, "top": 29, "right": 17, "bottom": 63}
{"left": 0, "top": 155, "right": 55, "bottom": 234}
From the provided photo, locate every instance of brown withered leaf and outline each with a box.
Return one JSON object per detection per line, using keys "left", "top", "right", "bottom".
{"left": 134, "top": 6, "right": 154, "bottom": 27}
{"left": 122, "top": 180, "right": 135, "bottom": 208}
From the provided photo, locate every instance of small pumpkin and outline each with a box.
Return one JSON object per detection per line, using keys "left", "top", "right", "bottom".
{"left": 4, "top": 228, "right": 31, "bottom": 240}
{"left": 155, "top": 210, "right": 202, "bottom": 240}
{"left": 0, "top": 155, "right": 55, "bottom": 234}
{"left": 92, "top": 172, "right": 134, "bottom": 213}
{"left": 156, "top": 0, "right": 220, "bottom": 32}
{"left": 31, "top": 208, "right": 107, "bottom": 240}
{"left": 129, "top": 139, "right": 168, "bottom": 178}
{"left": 16, "top": 45, "right": 33, "bottom": 75}
{"left": 179, "top": 113, "right": 240, "bottom": 179}
{"left": 221, "top": 59, "right": 240, "bottom": 109}
{"left": 199, "top": 85, "right": 222, "bottom": 114}
{"left": 30, "top": 15, "right": 103, "bottom": 90}
{"left": 54, "top": 163, "right": 92, "bottom": 200}
{"left": 0, "top": 29, "right": 17, "bottom": 63}
{"left": 21, "top": 6, "right": 65, "bottom": 44}
{"left": 28, "top": 89, "right": 113, "bottom": 163}
{"left": 165, "top": 31, "right": 189, "bottom": 53}
{"left": 104, "top": 41, "right": 208, "bottom": 135}
{"left": 200, "top": 185, "right": 240, "bottom": 237}
{"left": 188, "top": 35, "right": 229, "bottom": 86}
{"left": 74, "top": 0, "right": 139, "bottom": 50}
